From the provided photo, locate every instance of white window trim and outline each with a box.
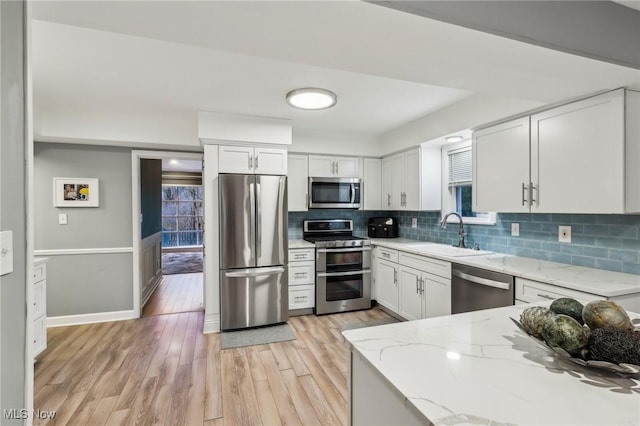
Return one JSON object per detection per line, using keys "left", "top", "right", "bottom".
{"left": 441, "top": 140, "right": 496, "bottom": 225}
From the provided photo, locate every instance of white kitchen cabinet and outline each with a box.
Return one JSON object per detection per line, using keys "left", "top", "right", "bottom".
{"left": 374, "top": 247, "right": 400, "bottom": 313}
{"left": 308, "top": 155, "right": 359, "bottom": 177}
{"left": 287, "top": 154, "right": 308, "bottom": 211}
{"left": 363, "top": 158, "right": 382, "bottom": 210}
{"left": 33, "top": 258, "right": 48, "bottom": 359}
{"left": 515, "top": 277, "right": 640, "bottom": 312}
{"left": 219, "top": 145, "right": 287, "bottom": 175}
{"left": 288, "top": 247, "right": 315, "bottom": 313}
{"left": 398, "top": 253, "right": 451, "bottom": 321}
{"left": 382, "top": 147, "right": 441, "bottom": 211}
{"left": 473, "top": 89, "right": 640, "bottom": 214}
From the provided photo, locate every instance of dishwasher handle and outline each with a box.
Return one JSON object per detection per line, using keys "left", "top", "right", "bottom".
{"left": 452, "top": 269, "right": 511, "bottom": 291}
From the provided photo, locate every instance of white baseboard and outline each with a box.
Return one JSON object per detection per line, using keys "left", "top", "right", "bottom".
{"left": 141, "top": 274, "right": 163, "bottom": 308}
{"left": 47, "top": 309, "right": 137, "bottom": 327}
{"left": 203, "top": 313, "right": 221, "bottom": 334}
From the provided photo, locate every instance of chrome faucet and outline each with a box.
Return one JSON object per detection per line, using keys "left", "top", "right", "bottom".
{"left": 440, "top": 212, "right": 467, "bottom": 248}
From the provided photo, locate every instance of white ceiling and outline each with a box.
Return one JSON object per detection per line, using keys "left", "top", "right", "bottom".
{"left": 31, "top": 1, "right": 640, "bottom": 138}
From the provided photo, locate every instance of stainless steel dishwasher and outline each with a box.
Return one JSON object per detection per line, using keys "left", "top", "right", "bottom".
{"left": 451, "top": 263, "right": 514, "bottom": 314}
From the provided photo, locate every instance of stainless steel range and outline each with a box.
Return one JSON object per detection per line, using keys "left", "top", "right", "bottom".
{"left": 303, "top": 219, "right": 372, "bottom": 315}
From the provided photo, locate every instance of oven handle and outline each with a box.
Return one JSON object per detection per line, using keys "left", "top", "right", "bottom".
{"left": 316, "top": 247, "right": 371, "bottom": 253}
{"left": 452, "top": 270, "right": 511, "bottom": 290}
{"left": 317, "top": 270, "right": 371, "bottom": 277}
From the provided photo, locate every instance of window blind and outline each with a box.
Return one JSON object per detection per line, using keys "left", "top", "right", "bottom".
{"left": 448, "top": 147, "right": 472, "bottom": 186}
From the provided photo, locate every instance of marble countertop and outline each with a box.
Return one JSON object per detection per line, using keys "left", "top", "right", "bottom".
{"left": 343, "top": 304, "right": 640, "bottom": 426}
{"left": 288, "top": 239, "right": 315, "bottom": 249}
{"left": 370, "top": 238, "right": 640, "bottom": 298}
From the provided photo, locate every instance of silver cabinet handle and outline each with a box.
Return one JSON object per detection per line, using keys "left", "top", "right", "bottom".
{"left": 255, "top": 155, "right": 259, "bottom": 170}
{"left": 331, "top": 161, "right": 336, "bottom": 175}
{"left": 336, "top": 161, "right": 339, "bottom": 175}
{"left": 419, "top": 278, "right": 424, "bottom": 294}
{"left": 393, "top": 269, "right": 397, "bottom": 284}
{"left": 536, "top": 293, "right": 554, "bottom": 300}
{"left": 381, "top": 252, "right": 391, "bottom": 258}
{"left": 387, "top": 193, "right": 391, "bottom": 207}
{"left": 416, "top": 276, "right": 419, "bottom": 294}
{"left": 530, "top": 182, "right": 537, "bottom": 205}
{"left": 249, "top": 155, "right": 253, "bottom": 170}
{"left": 522, "top": 182, "right": 528, "bottom": 206}
{"left": 293, "top": 253, "right": 307, "bottom": 259}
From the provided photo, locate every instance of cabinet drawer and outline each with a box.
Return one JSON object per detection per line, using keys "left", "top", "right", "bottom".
{"left": 34, "top": 263, "right": 46, "bottom": 283}
{"left": 289, "top": 261, "right": 315, "bottom": 286}
{"left": 399, "top": 253, "right": 450, "bottom": 279}
{"left": 377, "top": 247, "right": 398, "bottom": 263}
{"left": 289, "top": 285, "right": 315, "bottom": 310}
{"left": 289, "top": 248, "right": 315, "bottom": 262}
{"left": 515, "top": 278, "right": 601, "bottom": 304}
{"left": 33, "top": 281, "right": 45, "bottom": 319}
{"left": 33, "top": 315, "right": 46, "bottom": 357}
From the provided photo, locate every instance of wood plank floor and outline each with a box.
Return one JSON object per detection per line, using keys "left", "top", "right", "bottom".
{"left": 34, "top": 307, "right": 394, "bottom": 425}
{"left": 142, "top": 273, "right": 204, "bottom": 317}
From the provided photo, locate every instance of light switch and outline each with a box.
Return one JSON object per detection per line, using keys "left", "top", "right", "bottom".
{"left": 0, "top": 230, "right": 14, "bottom": 276}
{"left": 58, "top": 213, "right": 68, "bottom": 225}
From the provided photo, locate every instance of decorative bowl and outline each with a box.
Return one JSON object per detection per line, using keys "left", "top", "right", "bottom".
{"left": 510, "top": 317, "right": 640, "bottom": 376}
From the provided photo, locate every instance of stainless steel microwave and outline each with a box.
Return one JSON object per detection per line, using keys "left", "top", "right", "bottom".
{"left": 308, "top": 177, "right": 361, "bottom": 209}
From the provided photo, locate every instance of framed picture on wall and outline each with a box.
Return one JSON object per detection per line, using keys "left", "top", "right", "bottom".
{"left": 53, "top": 177, "right": 99, "bottom": 207}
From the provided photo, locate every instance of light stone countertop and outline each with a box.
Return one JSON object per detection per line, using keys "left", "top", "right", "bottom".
{"left": 343, "top": 304, "right": 640, "bottom": 426}
{"left": 370, "top": 238, "right": 640, "bottom": 298}
{"left": 288, "top": 239, "right": 315, "bottom": 249}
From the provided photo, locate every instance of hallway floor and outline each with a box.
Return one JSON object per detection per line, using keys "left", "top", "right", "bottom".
{"left": 142, "top": 273, "right": 204, "bottom": 317}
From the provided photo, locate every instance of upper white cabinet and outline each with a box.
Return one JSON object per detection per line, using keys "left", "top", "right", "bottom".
{"left": 288, "top": 154, "right": 309, "bottom": 211}
{"left": 219, "top": 145, "right": 287, "bottom": 175}
{"left": 308, "top": 155, "right": 359, "bottom": 177}
{"left": 381, "top": 147, "right": 441, "bottom": 211}
{"left": 363, "top": 158, "right": 382, "bottom": 210}
{"left": 473, "top": 89, "right": 640, "bottom": 214}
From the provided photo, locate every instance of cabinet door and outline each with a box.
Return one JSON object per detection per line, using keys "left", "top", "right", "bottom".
{"left": 375, "top": 259, "right": 399, "bottom": 313}
{"left": 381, "top": 156, "right": 393, "bottom": 209}
{"left": 423, "top": 273, "right": 451, "bottom": 318}
{"left": 531, "top": 90, "right": 625, "bottom": 213}
{"left": 218, "top": 145, "right": 254, "bottom": 173}
{"left": 473, "top": 117, "right": 530, "bottom": 212}
{"left": 398, "top": 266, "right": 423, "bottom": 321}
{"left": 308, "top": 155, "right": 335, "bottom": 177}
{"left": 335, "top": 156, "right": 359, "bottom": 177}
{"left": 254, "top": 148, "right": 288, "bottom": 175}
{"left": 363, "top": 158, "right": 381, "bottom": 210}
{"left": 391, "top": 153, "right": 404, "bottom": 209}
{"left": 403, "top": 148, "right": 420, "bottom": 210}
{"left": 287, "top": 154, "right": 308, "bottom": 211}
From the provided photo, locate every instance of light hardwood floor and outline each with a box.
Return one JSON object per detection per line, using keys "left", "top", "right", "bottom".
{"left": 34, "top": 307, "right": 393, "bottom": 425}
{"left": 142, "top": 273, "right": 204, "bottom": 317}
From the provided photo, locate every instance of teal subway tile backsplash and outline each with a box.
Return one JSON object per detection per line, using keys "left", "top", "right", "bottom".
{"left": 288, "top": 210, "right": 640, "bottom": 275}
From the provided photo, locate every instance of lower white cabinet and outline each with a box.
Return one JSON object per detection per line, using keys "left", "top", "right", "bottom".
{"left": 288, "top": 247, "right": 315, "bottom": 312}
{"left": 376, "top": 259, "right": 399, "bottom": 313}
{"left": 33, "top": 257, "right": 48, "bottom": 359}
{"left": 515, "top": 277, "right": 640, "bottom": 312}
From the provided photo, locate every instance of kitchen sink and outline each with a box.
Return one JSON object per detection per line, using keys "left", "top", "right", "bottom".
{"left": 405, "top": 243, "right": 493, "bottom": 257}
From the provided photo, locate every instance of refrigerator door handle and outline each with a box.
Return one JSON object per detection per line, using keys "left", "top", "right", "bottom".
{"left": 224, "top": 266, "right": 286, "bottom": 278}
{"left": 249, "top": 182, "right": 256, "bottom": 255}
{"left": 256, "top": 182, "right": 262, "bottom": 259}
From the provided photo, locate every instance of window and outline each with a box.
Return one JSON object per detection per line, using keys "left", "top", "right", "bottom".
{"left": 442, "top": 140, "right": 495, "bottom": 225}
{"left": 162, "top": 185, "right": 203, "bottom": 247}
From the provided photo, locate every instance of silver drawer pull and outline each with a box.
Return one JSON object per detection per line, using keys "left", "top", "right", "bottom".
{"left": 536, "top": 293, "right": 555, "bottom": 300}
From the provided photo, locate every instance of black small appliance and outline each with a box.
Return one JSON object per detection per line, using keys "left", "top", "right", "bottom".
{"left": 368, "top": 217, "right": 399, "bottom": 238}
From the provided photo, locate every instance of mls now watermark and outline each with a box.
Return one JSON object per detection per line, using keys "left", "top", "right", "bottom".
{"left": 4, "top": 409, "right": 56, "bottom": 420}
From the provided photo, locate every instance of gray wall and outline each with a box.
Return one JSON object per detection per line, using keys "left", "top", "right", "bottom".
{"left": 34, "top": 143, "right": 134, "bottom": 316}
{"left": 0, "top": 0, "right": 27, "bottom": 421}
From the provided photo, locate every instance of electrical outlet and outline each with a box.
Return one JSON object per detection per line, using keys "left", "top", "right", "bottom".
{"left": 58, "top": 213, "right": 68, "bottom": 225}
{"left": 559, "top": 225, "right": 572, "bottom": 243}
{"left": 511, "top": 223, "right": 520, "bottom": 237}
{"left": 411, "top": 218, "right": 418, "bottom": 228}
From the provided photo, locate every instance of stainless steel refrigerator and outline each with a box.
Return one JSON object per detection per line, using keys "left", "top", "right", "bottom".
{"left": 219, "top": 174, "right": 288, "bottom": 331}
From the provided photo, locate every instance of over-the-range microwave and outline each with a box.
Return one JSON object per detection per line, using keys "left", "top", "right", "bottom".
{"left": 308, "top": 177, "right": 361, "bottom": 209}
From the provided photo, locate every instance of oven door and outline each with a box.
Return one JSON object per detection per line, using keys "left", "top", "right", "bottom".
{"left": 308, "top": 177, "right": 360, "bottom": 209}
{"left": 316, "top": 270, "right": 372, "bottom": 315}
{"left": 316, "top": 246, "right": 371, "bottom": 272}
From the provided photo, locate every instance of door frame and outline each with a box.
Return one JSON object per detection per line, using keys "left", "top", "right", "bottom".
{"left": 131, "top": 150, "right": 204, "bottom": 317}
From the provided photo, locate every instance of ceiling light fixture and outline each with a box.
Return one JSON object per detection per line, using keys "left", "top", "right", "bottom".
{"left": 286, "top": 88, "right": 337, "bottom": 110}
{"left": 445, "top": 135, "right": 464, "bottom": 143}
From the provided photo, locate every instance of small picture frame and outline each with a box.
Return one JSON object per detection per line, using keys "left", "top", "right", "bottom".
{"left": 53, "top": 177, "right": 99, "bottom": 207}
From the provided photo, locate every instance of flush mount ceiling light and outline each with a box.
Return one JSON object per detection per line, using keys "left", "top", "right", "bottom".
{"left": 445, "top": 135, "right": 464, "bottom": 143}
{"left": 286, "top": 88, "right": 337, "bottom": 110}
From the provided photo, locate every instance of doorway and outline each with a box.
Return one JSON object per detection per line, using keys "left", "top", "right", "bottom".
{"left": 131, "top": 151, "right": 205, "bottom": 318}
